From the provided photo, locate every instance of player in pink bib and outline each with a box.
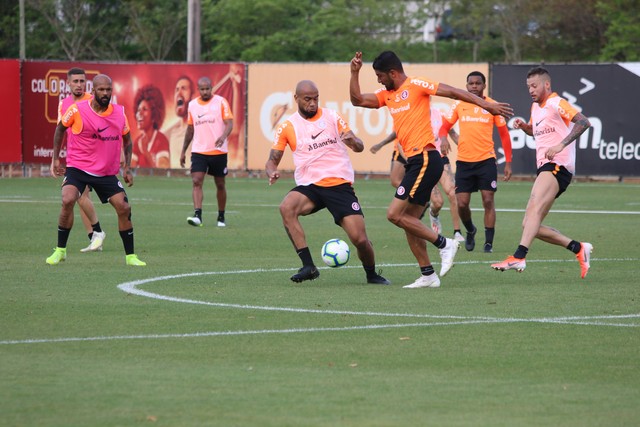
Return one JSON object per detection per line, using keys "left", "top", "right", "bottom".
{"left": 491, "top": 66, "right": 593, "bottom": 278}
{"left": 266, "top": 80, "right": 389, "bottom": 285}
{"left": 181, "top": 76, "right": 234, "bottom": 228}
{"left": 54, "top": 67, "right": 106, "bottom": 253}
{"left": 46, "top": 74, "right": 146, "bottom": 267}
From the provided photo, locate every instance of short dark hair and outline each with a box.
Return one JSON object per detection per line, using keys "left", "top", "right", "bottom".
{"left": 467, "top": 71, "right": 486, "bottom": 84}
{"left": 372, "top": 51, "right": 404, "bottom": 73}
{"left": 527, "top": 66, "right": 550, "bottom": 79}
{"left": 67, "top": 67, "right": 85, "bottom": 78}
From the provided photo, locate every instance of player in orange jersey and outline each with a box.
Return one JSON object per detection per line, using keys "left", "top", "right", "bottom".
{"left": 266, "top": 80, "right": 389, "bottom": 285}
{"left": 438, "top": 71, "right": 513, "bottom": 254}
{"left": 491, "top": 66, "right": 593, "bottom": 278}
{"left": 370, "top": 110, "right": 465, "bottom": 242}
{"left": 52, "top": 67, "right": 106, "bottom": 253}
{"left": 350, "top": 51, "right": 512, "bottom": 289}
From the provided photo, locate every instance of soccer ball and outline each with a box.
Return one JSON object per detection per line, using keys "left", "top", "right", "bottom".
{"left": 321, "top": 238, "right": 350, "bottom": 268}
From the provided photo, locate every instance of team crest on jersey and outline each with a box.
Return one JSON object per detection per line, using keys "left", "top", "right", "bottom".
{"left": 317, "top": 119, "right": 327, "bottom": 129}
{"left": 401, "top": 90, "right": 409, "bottom": 100}
{"left": 351, "top": 202, "right": 360, "bottom": 211}
{"left": 397, "top": 186, "right": 406, "bottom": 196}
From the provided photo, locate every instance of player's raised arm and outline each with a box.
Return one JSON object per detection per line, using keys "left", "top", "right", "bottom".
{"left": 349, "top": 52, "right": 380, "bottom": 109}
{"left": 436, "top": 83, "right": 513, "bottom": 119}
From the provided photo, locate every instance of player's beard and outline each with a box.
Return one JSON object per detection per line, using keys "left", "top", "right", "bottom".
{"left": 300, "top": 106, "right": 317, "bottom": 119}
{"left": 96, "top": 95, "right": 111, "bottom": 108}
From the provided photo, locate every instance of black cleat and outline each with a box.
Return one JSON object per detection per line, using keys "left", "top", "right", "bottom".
{"left": 484, "top": 242, "right": 493, "bottom": 253}
{"left": 465, "top": 227, "right": 477, "bottom": 251}
{"left": 290, "top": 265, "right": 320, "bottom": 283}
{"left": 367, "top": 272, "right": 391, "bottom": 285}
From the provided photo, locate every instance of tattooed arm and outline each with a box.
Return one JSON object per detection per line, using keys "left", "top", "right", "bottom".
{"left": 545, "top": 112, "right": 591, "bottom": 160}
{"left": 265, "top": 149, "right": 284, "bottom": 185}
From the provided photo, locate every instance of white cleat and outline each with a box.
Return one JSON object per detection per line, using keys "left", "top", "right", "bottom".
{"left": 80, "top": 231, "right": 105, "bottom": 252}
{"left": 454, "top": 231, "right": 465, "bottom": 243}
{"left": 439, "top": 238, "right": 459, "bottom": 277}
{"left": 403, "top": 274, "right": 441, "bottom": 289}
{"left": 217, "top": 221, "right": 226, "bottom": 227}
{"left": 187, "top": 216, "right": 203, "bottom": 227}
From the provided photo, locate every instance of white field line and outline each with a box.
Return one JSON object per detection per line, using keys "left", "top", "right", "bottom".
{"left": 1, "top": 259, "right": 639, "bottom": 346}
{"left": 1, "top": 197, "right": 640, "bottom": 215}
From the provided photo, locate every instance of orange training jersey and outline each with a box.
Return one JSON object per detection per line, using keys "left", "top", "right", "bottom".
{"left": 58, "top": 92, "right": 92, "bottom": 123}
{"left": 374, "top": 76, "right": 439, "bottom": 158}
{"left": 442, "top": 96, "right": 507, "bottom": 162}
{"left": 272, "top": 108, "right": 354, "bottom": 187}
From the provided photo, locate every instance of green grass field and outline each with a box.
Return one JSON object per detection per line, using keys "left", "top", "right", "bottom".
{"left": 1, "top": 176, "right": 639, "bottom": 427}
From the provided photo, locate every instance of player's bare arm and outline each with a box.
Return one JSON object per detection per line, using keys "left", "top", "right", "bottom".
{"left": 440, "top": 136, "right": 451, "bottom": 156}
{"left": 545, "top": 112, "right": 591, "bottom": 160}
{"left": 513, "top": 118, "right": 533, "bottom": 135}
{"left": 265, "top": 149, "right": 284, "bottom": 185}
{"left": 122, "top": 133, "right": 134, "bottom": 187}
{"left": 216, "top": 118, "right": 233, "bottom": 147}
{"left": 340, "top": 131, "right": 364, "bottom": 153}
{"left": 436, "top": 83, "right": 513, "bottom": 118}
{"left": 349, "top": 52, "right": 379, "bottom": 109}
{"left": 50, "top": 122, "right": 67, "bottom": 177}
{"left": 180, "top": 124, "right": 194, "bottom": 167}
{"left": 371, "top": 132, "right": 397, "bottom": 154}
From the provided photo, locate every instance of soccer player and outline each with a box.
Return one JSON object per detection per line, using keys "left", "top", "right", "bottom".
{"left": 491, "top": 66, "right": 593, "bottom": 278}
{"left": 438, "top": 71, "right": 513, "bottom": 253}
{"left": 350, "top": 51, "right": 512, "bottom": 289}
{"left": 54, "top": 67, "right": 106, "bottom": 253}
{"left": 265, "top": 80, "right": 390, "bottom": 285}
{"left": 181, "top": 77, "right": 233, "bottom": 228}
{"left": 47, "top": 74, "right": 146, "bottom": 266}
{"left": 370, "top": 110, "right": 465, "bottom": 242}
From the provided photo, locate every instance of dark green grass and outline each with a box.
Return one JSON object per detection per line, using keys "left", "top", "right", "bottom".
{"left": 1, "top": 177, "right": 639, "bottom": 426}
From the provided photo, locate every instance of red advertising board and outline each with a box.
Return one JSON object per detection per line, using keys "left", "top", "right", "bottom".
{"left": 0, "top": 59, "right": 22, "bottom": 163}
{"left": 21, "top": 61, "right": 246, "bottom": 169}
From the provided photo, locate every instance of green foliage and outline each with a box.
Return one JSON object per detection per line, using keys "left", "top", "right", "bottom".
{"left": 0, "top": 0, "right": 635, "bottom": 63}
{"left": 0, "top": 2, "right": 19, "bottom": 58}
{"left": 201, "top": 0, "right": 423, "bottom": 62}
{"left": 597, "top": 0, "right": 640, "bottom": 61}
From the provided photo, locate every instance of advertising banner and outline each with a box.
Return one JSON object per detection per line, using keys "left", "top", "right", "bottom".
{"left": 492, "top": 63, "right": 640, "bottom": 176}
{"left": 247, "top": 62, "right": 491, "bottom": 173}
{"left": 21, "top": 61, "right": 246, "bottom": 170}
{"left": 0, "top": 59, "right": 22, "bottom": 163}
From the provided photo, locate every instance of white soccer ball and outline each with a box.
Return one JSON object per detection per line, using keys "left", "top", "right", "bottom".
{"left": 321, "top": 238, "right": 350, "bottom": 268}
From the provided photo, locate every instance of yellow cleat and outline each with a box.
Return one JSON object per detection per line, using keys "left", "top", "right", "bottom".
{"left": 46, "top": 247, "right": 67, "bottom": 265}
{"left": 125, "top": 254, "right": 147, "bottom": 266}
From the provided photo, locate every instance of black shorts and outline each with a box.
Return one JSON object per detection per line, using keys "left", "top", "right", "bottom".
{"left": 392, "top": 149, "right": 407, "bottom": 165}
{"left": 455, "top": 158, "right": 498, "bottom": 193}
{"left": 292, "top": 183, "right": 364, "bottom": 225}
{"left": 62, "top": 167, "right": 126, "bottom": 203}
{"left": 396, "top": 150, "right": 443, "bottom": 206}
{"left": 191, "top": 152, "right": 228, "bottom": 177}
{"left": 537, "top": 162, "right": 572, "bottom": 198}
{"left": 442, "top": 155, "right": 450, "bottom": 165}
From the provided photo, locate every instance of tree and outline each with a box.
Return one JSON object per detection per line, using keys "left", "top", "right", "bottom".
{"left": 200, "top": 0, "right": 425, "bottom": 62}
{"left": 598, "top": 0, "right": 640, "bottom": 61}
{"left": 123, "top": 0, "right": 187, "bottom": 61}
{"left": 23, "top": 0, "right": 135, "bottom": 60}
